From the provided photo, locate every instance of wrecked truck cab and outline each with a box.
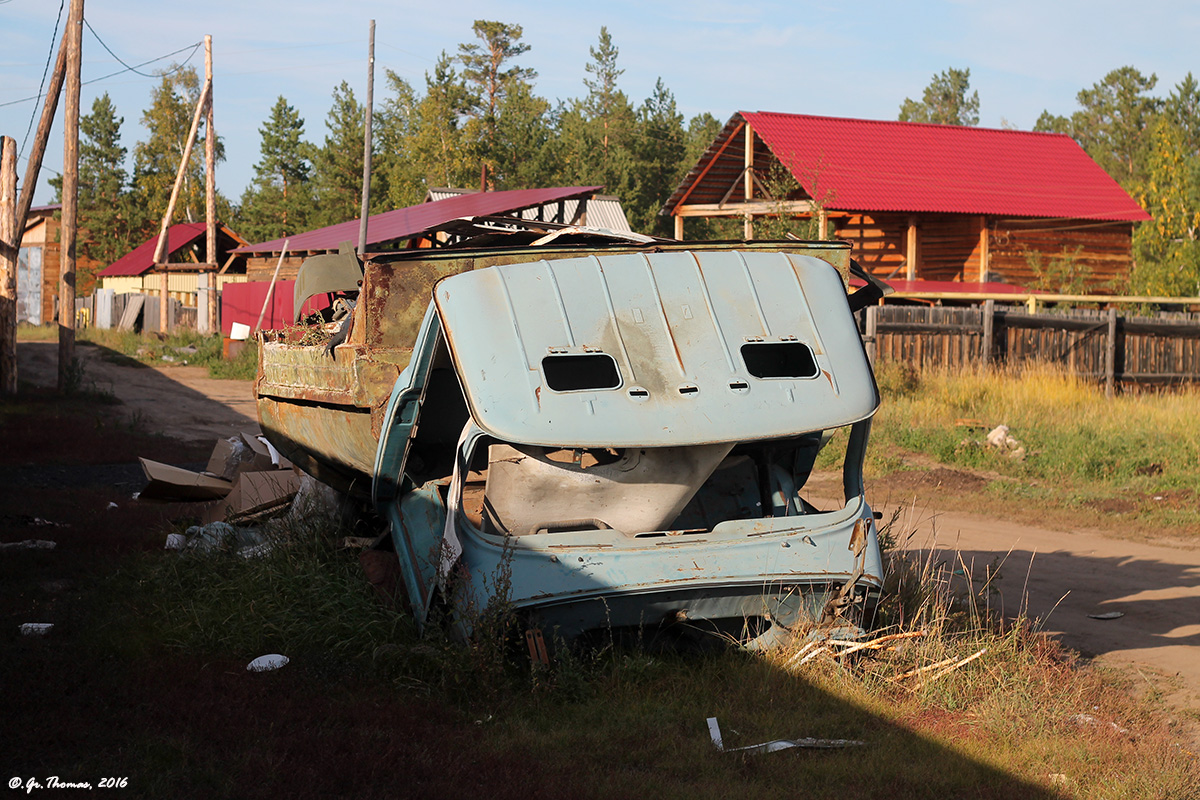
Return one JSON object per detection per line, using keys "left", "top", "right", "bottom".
{"left": 371, "top": 247, "right": 884, "bottom": 647}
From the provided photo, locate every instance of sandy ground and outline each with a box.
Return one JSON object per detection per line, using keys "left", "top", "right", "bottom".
{"left": 15, "top": 338, "right": 1200, "bottom": 728}
{"left": 17, "top": 339, "right": 258, "bottom": 443}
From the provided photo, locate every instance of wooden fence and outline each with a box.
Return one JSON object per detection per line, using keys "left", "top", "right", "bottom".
{"left": 860, "top": 302, "right": 1200, "bottom": 393}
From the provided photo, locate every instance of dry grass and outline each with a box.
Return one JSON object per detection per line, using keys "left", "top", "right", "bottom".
{"left": 754, "top": 512, "right": 1199, "bottom": 799}
{"left": 859, "top": 361, "right": 1200, "bottom": 536}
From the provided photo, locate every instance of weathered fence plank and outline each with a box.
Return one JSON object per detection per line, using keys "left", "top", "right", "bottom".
{"left": 863, "top": 304, "right": 1200, "bottom": 387}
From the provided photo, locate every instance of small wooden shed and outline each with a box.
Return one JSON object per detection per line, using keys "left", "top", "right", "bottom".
{"left": 662, "top": 112, "right": 1151, "bottom": 289}
{"left": 97, "top": 222, "right": 248, "bottom": 307}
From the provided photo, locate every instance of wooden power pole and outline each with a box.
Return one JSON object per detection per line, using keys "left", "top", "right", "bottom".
{"left": 204, "top": 34, "right": 216, "bottom": 335}
{"left": 14, "top": 28, "right": 68, "bottom": 240}
{"left": 1, "top": 137, "right": 18, "bottom": 395}
{"left": 358, "top": 19, "right": 375, "bottom": 257}
{"left": 153, "top": 73, "right": 211, "bottom": 333}
{"left": 58, "top": 0, "right": 83, "bottom": 392}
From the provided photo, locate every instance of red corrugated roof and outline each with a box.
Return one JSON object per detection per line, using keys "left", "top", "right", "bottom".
{"left": 99, "top": 223, "right": 208, "bottom": 277}
{"left": 728, "top": 112, "right": 1149, "bottom": 221}
{"left": 236, "top": 185, "right": 604, "bottom": 254}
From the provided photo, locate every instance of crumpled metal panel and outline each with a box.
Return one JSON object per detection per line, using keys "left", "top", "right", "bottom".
{"left": 434, "top": 250, "right": 877, "bottom": 448}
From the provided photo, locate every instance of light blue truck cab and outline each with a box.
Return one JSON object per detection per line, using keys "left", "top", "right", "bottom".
{"left": 372, "top": 243, "right": 884, "bottom": 647}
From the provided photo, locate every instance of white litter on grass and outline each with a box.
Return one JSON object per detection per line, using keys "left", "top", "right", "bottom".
{"left": 164, "top": 533, "right": 187, "bottom": 550}
{"left": 706, "top": 717, "right": 865, "bottom": 754}
{"left": 20, "top": 623, "right": 54, "bottom": 636}
{"left": 0, "top": 539, "right": 57, "bottom": 550}
{"left": 107, "top": 502, "right": 119, "bottom": 510}
{"left": 247, "top": 654, "right": 289, "bottom": 672}
{"left": 1069, "top": 713, "right": 1129, "bottom": 735}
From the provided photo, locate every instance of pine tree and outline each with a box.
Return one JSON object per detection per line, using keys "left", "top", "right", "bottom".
{"left": 310, "top": 82, "right": 371, "bottom": 227}
{"left": 238, "top": 96, "right": 314, "bottom": 242}
{"left": 409, "top": 54, "right": 477, "bottom": 192}
{"left": 1070, "top": 66, "right": 1161, "bottom": 186}
{"left": 49, "top": 93, "right": 139, "bottom": 286}
{"left": 898, "top": 67, "right": 980, "bottom": 126}
{"left": 557, "top": 28, "right": 636, "bottom": 199}
{"left": 458, "top": 20, "right": 538, "bottom": 185}
{"left": 630, "top": 79, "right": 686, "bottom": 236}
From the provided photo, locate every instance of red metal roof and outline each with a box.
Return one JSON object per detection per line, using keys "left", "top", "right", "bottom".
{"left": 236, "top": 186, "right": 604, "bottom": 254}
{"left": 99, "top": 223, "right": 209, "bottom": 277}
{"left": 672, "top": 112, "right": 1150, "bottom": 222}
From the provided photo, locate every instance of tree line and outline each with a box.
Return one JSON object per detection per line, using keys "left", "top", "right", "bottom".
{"left": 59, "top": 22, "right": 726, "bottom": 293}
{"left": 57, "top": 24, "right": 1200, "bottom": 298}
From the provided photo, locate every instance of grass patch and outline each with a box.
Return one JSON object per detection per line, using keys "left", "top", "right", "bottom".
{"left": 67, "top": 327, "right": 260, "bottom": 381}
{"left": 47, "top": 508, "right": 1195, "bottom": 799}
{"left": 855, "top": 361, "right": 1200, "bottom": 536}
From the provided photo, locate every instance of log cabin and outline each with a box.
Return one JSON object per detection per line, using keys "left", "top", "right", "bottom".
{"left": 663, "top": 112, "right": 1151, "bottom": 291}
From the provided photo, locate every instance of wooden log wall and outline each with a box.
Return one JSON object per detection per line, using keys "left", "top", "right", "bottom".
{"left": 863, "top": 305, "right": 1200, "bottom": 386}
{"left": 986, "top": 220, "right": 1133, "bottom": 289}
{"left": 832, "top": 213, "right": 1135, "bottom": 288}
{"left": 832, "top": 213, "right": 907, "bottom": 277}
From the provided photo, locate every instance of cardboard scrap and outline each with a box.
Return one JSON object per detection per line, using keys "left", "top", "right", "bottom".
{"left": 138, "top": 458, "right": 233, "bottom": 502}
{"left": 201, "top": 469, "right": 301, "bottom": 524}
{"left": 138, "top": 432, "right": 300, "bottom": 521}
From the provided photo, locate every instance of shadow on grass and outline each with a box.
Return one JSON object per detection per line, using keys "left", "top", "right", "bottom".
{"left": 0, "top": 391, "right": 1165, "bottom": 799}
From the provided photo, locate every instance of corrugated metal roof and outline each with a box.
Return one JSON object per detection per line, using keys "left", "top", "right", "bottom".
{"left": 237, "top": 186, "right": 603, "bottom": 254}
{"left": 665, "top": 112, "right": 1150, "bottom": 222}
{"left": 99, "top": 223, "right": 208, "bottom": 277}
{"left": 427, "top": 188, "right": 633, "bottom": 233}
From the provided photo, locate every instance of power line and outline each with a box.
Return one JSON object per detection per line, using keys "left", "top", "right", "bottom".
{"left": 20, "top": 0, "right": 66, "bottom": 158}
{"left": 83, "top": 17, "right": 194, "bottom": 78}
{"left": 0, "top": 41, "right": 203, "bottom": 110}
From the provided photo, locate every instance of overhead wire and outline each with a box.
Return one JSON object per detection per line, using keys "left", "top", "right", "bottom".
{"left": 83, "top": 18, "right": 197, "bottom": 79}
{"left": 0, "top": 35, "right": 202, "bottom": 111}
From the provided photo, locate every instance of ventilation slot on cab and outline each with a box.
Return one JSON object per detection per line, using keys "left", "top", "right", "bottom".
{"left": 740, "top": 342, "right": 818, "bottom": 379}
{"left": 542, "top": 353, "right": 622, "bottom": 392}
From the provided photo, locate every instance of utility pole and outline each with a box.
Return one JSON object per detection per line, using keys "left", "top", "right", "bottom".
{"left": 154, "top": 75, "right": 211, "bottom": 333}
{"left": 357, "top": 19, "right": 375, "bottom": 258}
{"left": 1, "top": 137, "right": 18, "bottom": 395}
{"left": 204, "top": 34, "right": 216, "bottom": 335}
{"left": 14, "top": 29, "right": 68, "bottom": 238}
{"left": 58, "top": 0, "right": 83, "bottom": 393}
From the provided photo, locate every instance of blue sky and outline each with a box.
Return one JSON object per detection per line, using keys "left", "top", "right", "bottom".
{"left": 3, "top": 0, "right": 1199, "bottom": 207}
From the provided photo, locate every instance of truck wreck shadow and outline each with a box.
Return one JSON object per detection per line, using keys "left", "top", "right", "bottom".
{"left": 943, "top": 547, "right": 1200, "bottom": 658}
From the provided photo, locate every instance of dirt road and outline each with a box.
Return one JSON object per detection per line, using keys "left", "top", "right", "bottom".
{"left": 17, "top": 339, "right": 257, "bottom": 443}
{"left": 15, "top": 339, "right": 1200, "bottom": 726}
{"left": 883, "top": 500, "right": 1199, "bottom": 719}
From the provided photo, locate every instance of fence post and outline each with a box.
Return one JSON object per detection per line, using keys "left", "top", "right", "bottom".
{"left": 864, "top": 305, "right": 878, "bottom": 366}
{"left": 981, "top": 299, "right": 994, "bottom": 366}
{"left": 1105, "top": 307, "right": 1117, "bottom": 398}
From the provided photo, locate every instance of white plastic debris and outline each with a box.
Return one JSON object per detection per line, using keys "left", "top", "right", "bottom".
{"left": 985, "top": 424, "right": 1010, "bottom": 448}
{"left": 230, "top": 322, "right": 251, "bottom": 341}
{"left": 1068, "top": 713, "right": 1129, "bottom": 735}
{"left": 164, "top": 533, "right": 187, "bottom": 550}
{"left": 0, "top": 539, "right": 57, "bottom": 550}
{"left": 182, "top": 521, "right": 271, "bottom": 558}
{"left": 706, "top": 717, "right": 865, "bottom": 754}
{"left": 247, "top": 654, "right": 289, "bottom": 672}
{"left": 107, "top": 502, "right": 119, "bottom": 510}
{"left": 20, "top": 623, "right": 54, "bottom": 637}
